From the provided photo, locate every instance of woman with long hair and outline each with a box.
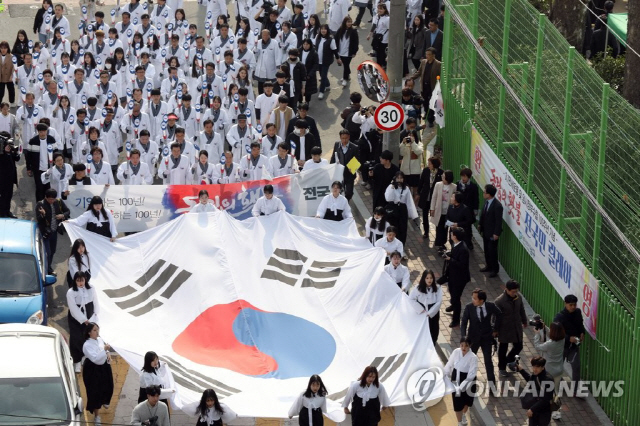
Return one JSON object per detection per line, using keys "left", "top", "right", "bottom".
{"left": 66, "top": 196, "right": 117, "bottom": 241}
{"left": 288, "top": 374, "right": 330, "bottom": 426}
{"left": 367, "top": 4, "right": 390, "bottom": 67}
{"left": 52, "top": 95, "right": 75, "bottom": 159}
{"left": 82, "top": 322, "right": 114, "bottom": 425}
{"left": 12, "top": 30, "right": 30, "bottom": 67}
{"left": 364, "top": 206, "right": 388, "bottom": 245}
{"left": 430, "top": 169, "right": 456, "bottom": 251}
{"left": 384, "top": 170, "right": 419, "bottom": 245}
{"left": 222, "top": 83, "right": 238, "bottom": 111}
{"left": 409, "top": 270, "right": 443, "bottom": 343}
{"left": 67, "top": 238, "right": 91, "bottom": 287}
{"left": 69, "top": 40, "right": 83, "bottom": 67}
{"left": 300, "top": 38, "right": 318, "bottom": 104}
{"left": 0, "top": 41, "right": 15, "bottom": 105}
{"left": 342, "top": 366, "right": 390, "bottom": 426}
{"left": 417, "top": 156, "right": 443, "bottom": 240}
{"left": 234, "top": 65, "right": 254, "bottom": 102}
{"left": 405, "top": 15, "right": 428, "bottom": 74}
{"left": 67, "top": 272, "right": 98, "bottom": 372}
{"left": 195, "top": 389, "right": 237, "bottom": 426}
{"left": 443, "top": 337, "right": 478, "bottom": 426}
{"left": 236, "top": 17, "right": 256, "bottom": 49}
{"left": 314, "top": 24, "right": 338, "bottom": 99}
{"left": 334, "top": 16, "right": 359, "bottom": 87}
{"left": 33, "top": 0, "right": 54, "bottom": 44}
{"left": 138, "top": 351, "right": 174, "bottom": 404}
{"left": 302, "top": 14, "right": 321, "bottom": 45}
{"left": 170, "top": 9, "right": 189, "bottom": 44}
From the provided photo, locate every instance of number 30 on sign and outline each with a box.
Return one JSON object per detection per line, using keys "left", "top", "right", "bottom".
{"left": 374, "top": 102, "right": 405, "bottom": 132}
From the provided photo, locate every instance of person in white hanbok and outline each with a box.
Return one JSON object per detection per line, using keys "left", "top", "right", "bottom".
{"left": 82, "top": 323, "right": 114, "bottom": 426}
{"left": 212, "top": 151, "right": 242, "bottom": 184}
{"left": 443, "top": 337, "right": 478, "bottom": 426}
{"left": 137, "top": 351, "right": 175, "bottom": 403}
{"left": 301, "top": 146, "right": 329, "bottom": 171}
{"left": 342, "top": 366, "right": 391, "bottom": 426}
{"left": 252, "top": 184, "right": 286, "bottom": 217}
{"left": 157, "top": 141, "right": 191, "bottom": 184}
{"left": 190, "top": 190, "right": 219, "bottom": 213}
{"left": 384, "top": 171, "right": 418, "bottom": 245}
{"left": 288, "top": 375, "right": 330, "bottom": 426}
{"left": 239, "top": 142, "right": 270, "bottom": 181}
{"left": 67, "top": 272, "right": 98, "bottom": 372}
{"left": 315, "top": 181, "right": 351, "bottom": 221}
{"left": 384, "top": 251, "right": 410, "bottom": 292}
{"left": 374, "top": 226, "right": 404, "bottom": 263}
{"left": 191, "top": 151, "right": 216, "bottom": 184}
{"left": 409, "top": 270, "right": 443, "bottom": 344}
{"left": 117, "top": 149, "right": 153, "bottom": 185}
{"left": 194, "top": 389, "right": 237, "bottom": 426}
{"left": 41, "top": 153, "right": 73, "bottom": 200}
{"left": 87, "top": 147, "right": 115, "bottom": 185}
{"left": 364, "top": 207, "right": 388, "bottom": 245}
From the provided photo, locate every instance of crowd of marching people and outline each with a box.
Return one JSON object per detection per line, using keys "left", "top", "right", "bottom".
{"left": 0, "top": 0, "right": 591, "bottom": 425}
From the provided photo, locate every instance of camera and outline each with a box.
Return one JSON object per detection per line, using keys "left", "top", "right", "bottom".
{"left": 574, "top": 337, "right": 581, "bottom": 346}
{"left": 0, "top": 134, "right": 18, "bottom": 155}
{"left": 262, "top": 0, "right": 275, "bottom": 13}
{"left": 507, "top": 355, "right": 520, "bottom": 372}
{"left": 528, "top": 314, "right": 544, "bottom": 330}
{"left": 143, "top": 416, "right": 158, "bottom": 426}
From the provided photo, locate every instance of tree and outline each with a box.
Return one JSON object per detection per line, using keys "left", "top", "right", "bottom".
{"left": 623, "top": 0, "right": 640, "bottom": 107}
{"left": 550, "top": 0, "right": 587, "bottom": 53}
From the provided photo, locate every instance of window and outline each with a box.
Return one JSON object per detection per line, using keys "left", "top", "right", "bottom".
{"left": 35, "top": 233, "right": 46, "bottom": 281}
{"left": 0, "top": 377, "right": 70, "bottom": 425}
{"left": 0, "top": 253, "right": 39, "bottom": 293}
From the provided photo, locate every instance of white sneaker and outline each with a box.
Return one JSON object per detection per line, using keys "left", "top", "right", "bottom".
{"left": 318, "top": 92, "right": 324, "bottom": 100}
{"left": 102, "top": 404, "right": 110, "bottom": 409}
{"left": 74, "top": 362, "right": 81, "bottom": 373}
{"left": 342, "top": 79, "right": 348, "bottom": 87}
{"left": 552, "top": 411, "right": 562, "bottom": 420}
{"left": 94, "top": 415, "right": 101, "bottom": 425}
{"left": 461, "top": 414, "right": 468, "bottom": 425}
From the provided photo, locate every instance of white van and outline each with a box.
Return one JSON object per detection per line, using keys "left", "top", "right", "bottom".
{"left": 0, "top": 324, "right": 83, "bottom": 425}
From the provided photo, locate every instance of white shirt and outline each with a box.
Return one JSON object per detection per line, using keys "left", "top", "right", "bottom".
{"left": 443, "top": 348, "right": 478, "bottom": 392}
{"left": 409, "top": 285, "right": 443, "bottom": 318}
{"left": 364, "top": 218, "right": 388, "bottom": 245}
{"left": 83, "top": 337, "right": 109, "bottom": 365}
{"left": 476, "top": 302, "right": 487, "bottom": 321}
{"left": 67, "top": 210, "right": 118, "bottom": 239}
{"left": 66, "top": 286, "right": 99, "bottom": 324}
{"left": 338, "top": 35, "right": 350, "bottom": 57}
{"left": 197, "top": 404, "right": 237, "bottom": 425}
{"left": 288, "top": 392, "right": 327, "bottom": 426}
{"left": 302, "top": 158, "right": 328, "bottom": 171}
{"left": 252, "top": 195, "right": 285, "bottom": 217}
{"left": 139, "top": 363, "right": 169, "bottom": 389}
{"left": 375, "top": 237, "right": 404, "bottom": 258}
{"left": 384, "top": 185, "right": 419, "bottom": 219}
{"left": 316, "top": 194, "right": 352, "bottom": 219}
{"left": 68, "top": 254, "right": 91, "bottom": 280}
{"left": 384, "top": 262, "right": 411, "bottom": 292}
{"left": 190, "top": 202, "right": 218, "bottom": 212}
{"left": 342, "top": 381, "right": 391, "bottom": 408}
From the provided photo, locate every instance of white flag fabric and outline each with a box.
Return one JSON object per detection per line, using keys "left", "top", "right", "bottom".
{"left": 65, "top": 212, "right": 449, "bottom": 418}
{"left": 429, "top": 80, "right": 445, "bottom": 128}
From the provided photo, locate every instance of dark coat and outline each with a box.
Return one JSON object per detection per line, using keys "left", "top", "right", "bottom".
{"left": 479, "top": 197, "right": 503, "bottom": 238}
{"left": 314, "top": 35, "right": 339, "bottom": 66}
{"left": 457, "top": 179, "right": 479, "bottom": 211}
{"left": 335, "top": 27, "right": 360, "bottom": 57}
{"left": 35, "top": 198, "right": 70, "bottom": 236}
{"left": 494, "top": 291, "right": 527, "bottom": 343}
{"left": 406, "top": 27, "right": 428, "bottom": 60}
{"left": 371, "top": 163, "right": 400, "bottom": 208}
{"left": 553, "top": 308, "right": 586, "bottom": 350}
{"left": 330, "top": 141, "right": 360, "bottom": 182}
{"left": 302, "top": 47, "right": 319, "bottom": 95}
{"left": 417, "top": 167, "right": 443, "bottom": 210}
{"left": 286, "top": 114, "right": 321, "bottom": 145}
{"left": 25, "top": 134, "right": 58, "bottom": 173}
{"left": 0, "top": 149, "right": 21, "bottom": 187}
{"left": 285, "top": 132, "right": 320, "bottom": 161}
{"left": 291, "top": 13, "right": 306, "bottom": 46}
{"left": 12, "top": 42, "right": 29, "bottom": 67}
{"left": 425, "top": 29, "right": 444, "bottom": 60}
{"left": 448, "top": 241, "right": 470, "bottom": 287}
{"left": 461, "top": 300, "right": 502, "bottom": 344}
{"left": 446, "top": 204, "right": 475, "bottom": 237}
{"left": 519, "top": 369, "right": 555, "bottom": 414}
{"left": 283, "top": 60, "right": 307, "bottom": 103}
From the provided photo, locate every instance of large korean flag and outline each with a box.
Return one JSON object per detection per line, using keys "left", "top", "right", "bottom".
{"left": 65, "top": 212, "right": 448, "bottom": 419}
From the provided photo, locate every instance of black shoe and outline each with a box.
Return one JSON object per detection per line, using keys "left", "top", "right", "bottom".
{"left": 449, "top": 322, "right": 460, "bottom": 328}
{"left": 445, "top": 305, "right": 454, "bottom": 312}
{"left": 422, "top": 234, "right": 429, "bottom": 239}
{"left": 480, "top": 267, "right": 490, "bottom": 272}
{"left": 428, "top": 122, "right": 434, "bottom": 128}
{"left": 489, "top": 272, "right": 498, "bottom": 278}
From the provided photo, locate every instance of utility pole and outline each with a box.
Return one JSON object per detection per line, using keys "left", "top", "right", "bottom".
{"left": 383, "top": 0, "right": 406, "bottom": 163}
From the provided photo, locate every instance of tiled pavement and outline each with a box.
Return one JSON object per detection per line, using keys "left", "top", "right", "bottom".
{"left": 351, "top": 179, "right": 610, "bottom": 426}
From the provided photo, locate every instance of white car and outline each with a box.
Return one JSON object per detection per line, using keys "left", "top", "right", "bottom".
{"left": 0, "top": 324, "right": 83, "bottom": 425}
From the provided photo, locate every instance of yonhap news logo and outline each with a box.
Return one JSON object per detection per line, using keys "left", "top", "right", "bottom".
{"left": 406, "top": 367, "right": 447, "bottom": 411}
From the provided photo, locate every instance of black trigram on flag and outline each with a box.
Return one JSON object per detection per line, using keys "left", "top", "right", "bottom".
{"left": 103, "top": 259, "right": 192, "bottom": 317}
{"left": 327, "top": 353, "right": 408, "bottom": 402}
{"left": 161, "top": 355, "right": 240, "bottom": 398}
{"left": 260, "top": 248, "right": 346, "bottom": 289}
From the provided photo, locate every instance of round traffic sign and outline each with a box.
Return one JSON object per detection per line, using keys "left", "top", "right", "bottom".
{"left": 374, "top": 102, "right": 405, "bottom": 132}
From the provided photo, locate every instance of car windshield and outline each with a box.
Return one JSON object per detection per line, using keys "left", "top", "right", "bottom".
{"left": 0, "top": 377, "right": 70, "bottom": 425}
{"left": 0, "top": 253, "right": 39, "bottom": 293}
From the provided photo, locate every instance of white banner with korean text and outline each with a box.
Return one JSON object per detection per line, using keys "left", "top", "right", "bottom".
{"left": 471, "top": 127, "right": 598, "bottom": 338}
{"left": 67, "top": 164, "right": 344, "bottom": 233}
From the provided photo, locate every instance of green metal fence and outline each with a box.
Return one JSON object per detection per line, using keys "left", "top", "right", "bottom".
{"left": 438, "top": 0, "right": 640, "bottom": 423}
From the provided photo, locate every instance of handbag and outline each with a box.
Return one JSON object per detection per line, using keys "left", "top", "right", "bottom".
{"left": 550, "top": 393, "right": 562, "bottom": 412}
{"left": 371, "top": 29, "right": 388, "bottom": 50}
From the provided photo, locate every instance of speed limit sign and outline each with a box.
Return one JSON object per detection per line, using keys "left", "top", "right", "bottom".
{"left": 374, "top": 101, "right": 405, "bottom": 132}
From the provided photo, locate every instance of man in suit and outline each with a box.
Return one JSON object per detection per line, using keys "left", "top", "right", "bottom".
{"left": 461, "top": 288, "right": 502, "bottom": 386}
{"left": 286, "top": 120, "right": 320, "bottom": 168}
{"left": 0, "top": 131, "right": 20, "bottom": 218}
{"left": 426, "top": 19, "right": 444, "bottom": 61}
{"left": 410, "top": 48, "right": 441, "bottom": 128}
{"left": 330, "top": 129, "right": 360, "bottom": 201}
{"left": 35, "top": 188, "right": 70, "bottom": 275}
{"left": 443, "top": 227, "right": 471, "bottom": 328}
{"left": 479, "top": 184, "right": 504, "bottom": 277}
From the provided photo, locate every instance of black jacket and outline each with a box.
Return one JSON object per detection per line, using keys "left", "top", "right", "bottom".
{"left": 457, "top": 179, "right": 479, "bottom": 211}
{"left": 33, "top": 8, "right": 46, "bottom": 34}
{"left": 291, "top": 13, "right": 306, "bottom": 46}
{"left": 479, "top": 197, "right": 503, "bottom": 238}
{"left": 286, "top": 115, "right": 320, "bottom": 144}
{"left": 12, "top": 41, "right": 29, "bottom": 67}
{"left": 519, "top": 369, "right": 555, "bottom": 413}
{"left": 461, "top": 300, "right": 502, "bottom": 344}
{"left": 25, "top": 134, "right": 59, "bottom": 173}
{"left": 0, "top": 149, "right": 21, "bottom": 187}
{"left": 417, "top": 168, "right": 443, "bottom": 210}
{"left": 301, "top": 47, "right": 319, "bottom": 95}
{"left": 425, "top": 29, "right": 444, "bottom": 60}
{"left": 334, "top": 27, "right": 360, "bottom": 57}
{"left": 371, "top": 163, "right": 399, "bottom": 208}
{"left": 283, "top": 60, "right": 307, "bottom": 102}
{"left": 553, "top": 308, "right": 586, "bottom": 350}
{"left": 35, "top": 198, "right": 70, "bottom": 236}
{"left": 315, "top": 35, "right": 339, "bottom": 66}
{"left": 448, "top": 241, "right": 471, "bottom": 287}
{"left": 285, "top": 132, "right": 320, "bottom": 161}
{"left": 446, "top": 204, "right": 475, "bottom": 234}
{"left": 330, "top": 141, "right": 360, "bottom": 180}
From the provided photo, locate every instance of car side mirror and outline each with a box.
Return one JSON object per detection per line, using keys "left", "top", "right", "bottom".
{"left": 45, "top": 275, "right": 57, "bottom": 286}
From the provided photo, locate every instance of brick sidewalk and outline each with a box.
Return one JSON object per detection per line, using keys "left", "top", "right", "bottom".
{"left": 353, "top": 183, "right": 604, "bottom": 426}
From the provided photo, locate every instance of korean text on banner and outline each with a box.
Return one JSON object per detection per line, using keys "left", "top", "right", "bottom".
{"left": 67, "top": 164, "right": 344, "bottom": 232}
{"left": 471, "top": 127, "right": 598, "bottom": 338}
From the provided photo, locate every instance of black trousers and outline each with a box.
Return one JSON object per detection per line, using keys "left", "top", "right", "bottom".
{"left": 340, "top": 56, "right": 353, "bottom": 81}
{"left": 449, "top": 280, "right": 467, "bottom": 325}
{"left": 471, "top": 338, "right": 496, "bottom": 383}
{"left": 0, "top": 82, "right": 15, "bottom": 104}
{"left": 434, "top": 214, "right": 448, "bottom": 247}
{"left": 483, "top": 235, "right": 500, "bottom": 273}
{"left": 498, "top": 341, "right": 523, "bottom": 370}
{"left": 529, "top": 410, "right": 551, "bottom": 426}
{"left": 422, "top": 203, "right": 431, "bottom": 237}
{"left": 34, "top": 169, "right": 50, "bottom": 202}
{"left": 428, "top": 311, "right": 440, "bottom": 344}
{"left": 0, "top": 183, "right": 13, "bottom": 216}
{"left": 354, "top": 4, "right": 373, "bottom": 25}
{"left": 375, "top": 43, "right": 388, "bottom": 67}
{"left": 43, "top": 231, "right": 58, "bottom": 274}
{"left": 343, "top": 174, "right": 355, "bottom": 201}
